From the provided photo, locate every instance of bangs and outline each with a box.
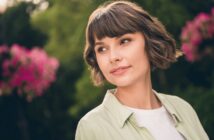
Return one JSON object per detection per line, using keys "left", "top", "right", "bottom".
{"left": 88, "top": 8, "right": 141, "bottom": 45}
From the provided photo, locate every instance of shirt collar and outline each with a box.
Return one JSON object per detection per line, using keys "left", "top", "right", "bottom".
{"left": 153, "top": 90, "right": 183, "bottom": 126}
{"left": 102, "top": 89, "right": 183, "bottom": 128}
{"left": 102, "top": 89, "right": 133, "bottom": 128}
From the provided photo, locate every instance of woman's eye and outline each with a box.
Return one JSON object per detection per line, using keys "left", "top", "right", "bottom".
{"left": 120, "top": 38, "right": 131, "bottom": 45}
{"left": 97, "top": 47, "right": 107, "bottom": 53}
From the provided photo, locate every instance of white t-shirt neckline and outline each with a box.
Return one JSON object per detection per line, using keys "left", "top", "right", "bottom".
{"left": 125, "top": 105, "right": 184, "bottom": 140}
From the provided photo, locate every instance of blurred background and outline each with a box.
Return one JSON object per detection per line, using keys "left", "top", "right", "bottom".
{"left": 0, "top": 0, "right": 214, "bottom": 140}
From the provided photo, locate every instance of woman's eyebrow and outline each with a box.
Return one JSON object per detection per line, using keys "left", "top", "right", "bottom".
{"left": 116, "top": 33, "right": 132, "bottom": 39}
{"left": 95, "top": 41, "right": 104, "bottom": 46}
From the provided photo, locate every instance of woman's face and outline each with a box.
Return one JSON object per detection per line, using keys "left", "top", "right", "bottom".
{"left": 94, "top": 32, "right": 151, "bottom": 87}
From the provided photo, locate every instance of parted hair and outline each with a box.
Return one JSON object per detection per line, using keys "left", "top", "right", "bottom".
{"left": 84, "top": 0, "right": 179, "bottom": 86}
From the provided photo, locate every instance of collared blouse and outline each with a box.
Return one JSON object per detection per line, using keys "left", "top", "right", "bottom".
{"left": 75, "top": 89, "right": 209, "bottom": 140}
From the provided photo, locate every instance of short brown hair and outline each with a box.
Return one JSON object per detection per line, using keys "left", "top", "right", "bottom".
{"left": 84, "top": 0, "right": 178, "bottom": 86}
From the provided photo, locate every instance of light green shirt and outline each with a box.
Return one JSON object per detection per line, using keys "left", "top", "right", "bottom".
{"left": 75, "top": 89, "right": 209, "bottom": 140}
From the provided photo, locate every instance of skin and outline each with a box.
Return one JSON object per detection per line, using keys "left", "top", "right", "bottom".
{"left": 94, "top": 32, "right": 162, "bottom": 109}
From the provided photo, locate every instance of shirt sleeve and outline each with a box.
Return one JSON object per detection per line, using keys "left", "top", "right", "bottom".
{"left": 180, "top": 97, "right": 210, "bottom": 140}
{"left": 75, "top": 120, "right": 96, "bottom": 140}
{"left": 168, "top": 95, "right": 210, "bottom": 140}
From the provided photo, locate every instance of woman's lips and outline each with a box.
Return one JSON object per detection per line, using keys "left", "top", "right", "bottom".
{"left": 110, "top": 66, "right": 131, "bottom": 75}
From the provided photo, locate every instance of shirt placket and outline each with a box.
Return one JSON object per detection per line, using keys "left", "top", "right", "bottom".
{"left": 172, "top": 114, "right": 190, "bottom": 140}
{"left": 129, "top": 116, "right": 155, "bottom": 140}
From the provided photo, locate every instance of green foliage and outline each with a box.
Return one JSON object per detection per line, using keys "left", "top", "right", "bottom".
{"left": 70, "top": 68, "right": 104, "bottom": 118}
{"left": 0, "top": 2, "right": 47, "bottom": 48}
{"left": 29, "top": 0, "right": 104, "bottom": 139}
{"left": 135, "top": 0, "right": 190, "bottom": 40}
{"left": 31, "top": 0, "right": 95, "bottom": 66}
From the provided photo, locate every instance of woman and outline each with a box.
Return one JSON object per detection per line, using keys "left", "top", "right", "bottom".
{"left": 75, "top": 1, "right": 209, "bottom": 140}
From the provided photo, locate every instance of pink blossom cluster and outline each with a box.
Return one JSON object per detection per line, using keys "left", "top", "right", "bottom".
{"left": 0, "top": 44, "right": 59, "bottom": 101}
{"left": 181, "top": 8, "right": 214, "bottom": 62}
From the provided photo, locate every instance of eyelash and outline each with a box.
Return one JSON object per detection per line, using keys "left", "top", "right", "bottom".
{"left": 120, "top": 38, "right": 131, "bottom": 45}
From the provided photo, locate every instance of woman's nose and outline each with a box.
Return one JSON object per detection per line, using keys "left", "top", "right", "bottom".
{"left": 109, "top": 49, "right": 122, "bottom": 64}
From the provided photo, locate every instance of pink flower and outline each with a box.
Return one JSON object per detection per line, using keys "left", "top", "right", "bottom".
{"left": 181, "top": 21, "right": 202, "bottom": 45}
{"left": 194, "top": 13, "right": 210, "bottom": 28}
{"left": 181, "top": 43, "right": 197, "bottom": 62}
{"left": 0, "top": 44, "right": 60, "bottom": 101}
{"left": 10, "top": 44, "right": 29, "bottom": 66}
{"left": 190, "top": 29, "right": 202, "bottom": 46}
{"left": 2, "top": 60, "right": 11, "bottom": 77}
{"left": 180, "top": 7, "right": 214, "bottom": 62}
{"left": 0, "top": 45, "right": 9, "bottom": 54}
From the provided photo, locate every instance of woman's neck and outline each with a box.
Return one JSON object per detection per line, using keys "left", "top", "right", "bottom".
{"left": 114, "top": 76, "right": 162, "bottom": 109}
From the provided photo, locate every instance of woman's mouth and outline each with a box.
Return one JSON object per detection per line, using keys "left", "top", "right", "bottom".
{"left": 110, "top": 66, "right": 131, "bottom": 76}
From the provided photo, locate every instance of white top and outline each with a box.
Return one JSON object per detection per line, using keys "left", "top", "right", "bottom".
{"left": 126, "top": 105, "right": 184, "bottom": 140}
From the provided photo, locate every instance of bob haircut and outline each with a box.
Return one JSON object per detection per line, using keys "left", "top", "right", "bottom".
{"left": 84, "top": 0, "right": 179, "bottom": 86}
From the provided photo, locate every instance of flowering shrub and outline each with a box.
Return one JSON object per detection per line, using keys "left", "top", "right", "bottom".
{"left": 181, "top": 8, "right": 214, "bottom": 62}
{"left": 0, "top": 44, "right": 59, "bottom": 101}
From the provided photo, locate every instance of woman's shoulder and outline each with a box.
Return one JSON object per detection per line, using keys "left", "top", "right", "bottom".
{"left": 75, "top": 104, "right": 112, "bottom": 139}
{"left": 157, "top": 92, "right": 209, "bottom": 139}
{"left": 75, "top": 105, "right": 103, "bottom": 140}
{"left": 158, "top": 92, "right": 193, "bottom": 108}
{"left": 79, "top": 104, "right": 105, "bottom": 124}
{"left": 157, "top": 92, "right": 197, "bottom": 116}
